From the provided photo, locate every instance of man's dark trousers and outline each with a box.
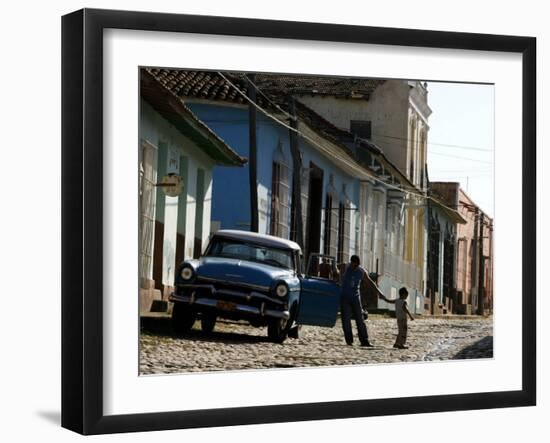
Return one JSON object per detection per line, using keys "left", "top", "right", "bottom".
{"left": 341, "top": 296, "right": 369, "bottom": 345}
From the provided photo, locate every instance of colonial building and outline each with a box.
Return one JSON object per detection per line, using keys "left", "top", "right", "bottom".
{"left": 426, "top": 195, "right": 467, "bottom": 314}
{"left": 139, "top": 69, "right": 246, "bottom": 314}
{"left": 292, "top": 101, "right": 417, "bottom": 306}
{"left": 141, "top": 69, "right": 429, "bottom": 313}
{"left": 256, "top": 76, "right": 432, "bottom": 313}
{"left": 430, "top": 182, "right": 494, "bottom": 315}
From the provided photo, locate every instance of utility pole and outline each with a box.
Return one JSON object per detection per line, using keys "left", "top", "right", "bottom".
{"left": 247, "top": 74, "right": 259, "bottom": 232}
{"left": 472, "top": 207, "right": 480, "bottom": 313}
{"left": 477, "top": 211, "right": 485, "bottom": 315}
{"left": 427, "top": 194, "right": 435, "bottom": 315}
{"left": 288, "top": 97, "right": 304, "bottom": 250}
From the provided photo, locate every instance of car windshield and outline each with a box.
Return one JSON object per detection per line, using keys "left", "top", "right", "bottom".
{"left": 206, "top": 238, "right": 294, "bottom": 270}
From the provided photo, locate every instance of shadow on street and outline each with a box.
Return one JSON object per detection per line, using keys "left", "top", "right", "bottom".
{"left": 140, "top": 316, "right": 272, "bottom": 344}
{"left": 452, "top": 336, "right": 493, "bottom": 359}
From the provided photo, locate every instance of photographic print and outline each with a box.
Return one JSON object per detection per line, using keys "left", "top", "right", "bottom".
{"left": 138, "top": 68, "right": 494, "bottom": 375}
{"left": 62, "top": 9, "right": 535, "bottom": 433}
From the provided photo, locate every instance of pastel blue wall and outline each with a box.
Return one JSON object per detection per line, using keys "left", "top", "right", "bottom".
{"left": 188, "top": 102, "right": 360, "bottom": 249}
{"left": 187, "top": 102, "right": 425, "bottom": 310}
{"left": 297, "top": 136, "right": 359, "bottom": 256}
{"left": 187, "top": 104, "right": 254, "bottom": 230}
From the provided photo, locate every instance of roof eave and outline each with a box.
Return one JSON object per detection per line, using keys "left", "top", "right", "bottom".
{"left": 140, "top": 70, "right": 247, "bottom": 167}
{"left": 431, "top": 199, "right": 468, "bottom": 224}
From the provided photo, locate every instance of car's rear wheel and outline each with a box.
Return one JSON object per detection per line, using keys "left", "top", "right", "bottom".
{"left": 201, "top": 312, "right": 217, "bottom": 333}
{"left": 171, "top": 302, "right": 196, "bottom": 334}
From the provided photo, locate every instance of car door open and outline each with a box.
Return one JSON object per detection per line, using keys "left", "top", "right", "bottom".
{"left": 297, "top": 254, "right": 341, "bottom": 327}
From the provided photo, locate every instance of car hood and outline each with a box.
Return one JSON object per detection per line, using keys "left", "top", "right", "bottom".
{"left": 196, "top": 256, "right": 292, "bottom": 288}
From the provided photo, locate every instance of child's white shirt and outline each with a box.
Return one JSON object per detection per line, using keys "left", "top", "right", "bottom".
{"left": 395, "top": 298, "right": 408, "bottom": 320}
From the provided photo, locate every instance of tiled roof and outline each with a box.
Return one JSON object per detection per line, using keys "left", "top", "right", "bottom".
{"left": 146, "top": 69, "right": 250, "bottom": 103}
{"left": 144, "top": 68, "right": 384, "bottom": 104}
{"left": 143, "top": 68, "right": 413, "bottom": 188}
{"left": 254, "top": 74, "right": 384, "bottom": 99}
{"left": 430, "top": 182, "right": 492, "bottom": 222}
{"left": 429, "top": 182, "right": 460, "bottom": 208}
{"left": 293, "top": 99, "right": 356, "bottom": 152}
{"left": 292, "top": 100, "right": 415, "bottom": 188}
{"left": 141, "top": 69, "right": 247, "bottom": 166}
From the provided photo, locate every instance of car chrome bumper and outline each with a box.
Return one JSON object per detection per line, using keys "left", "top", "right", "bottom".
{"left": 169, "top": 292, "right": 290, "bottom": 320}
{"left": 175, "top": 283, "right": 286, "bottom": 305}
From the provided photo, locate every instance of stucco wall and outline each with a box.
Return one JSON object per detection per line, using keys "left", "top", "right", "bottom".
{"left": 140, "top": 100, "right": 215, "bottom": 286}
{"left": 296, "top": 80, "right": 411, "bottom": 173}
{"left": 185, "top": 100, "right": 427, "bottom": 307}
{"left": 431, "top": 205, "right": 458, "bottom": 302}
{"left": 430, "top": 182, "right": 493, "bottom": 311}
{"left": 296, "top": 83, "right": 428, "bottom": 304}
{"left": 456, "top": 188, "right": 478, "bottom": 304}
{"left": 187, "top": 101, "right": 361, "bottom": 258}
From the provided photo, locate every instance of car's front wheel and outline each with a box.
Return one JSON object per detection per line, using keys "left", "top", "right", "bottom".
{"left": 201, "top": 312, "right": 217, "bottom": 333}
{"left": 171, "top": 302, "right": 196, "bottom": 334}
{"left": 267, "top": 305, "right": 296, "bottom": 343}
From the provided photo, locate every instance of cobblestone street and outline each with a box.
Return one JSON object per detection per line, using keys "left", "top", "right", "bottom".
{"left": 140, "top": 315, "right": 493, "bottom": 375}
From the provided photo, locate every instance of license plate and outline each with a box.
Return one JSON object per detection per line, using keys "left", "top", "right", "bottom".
{"left": 216, "top": 300, "right": 236, "bottom": 311}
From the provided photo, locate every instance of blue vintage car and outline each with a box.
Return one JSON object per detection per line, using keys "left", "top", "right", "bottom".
{"left": 169, "top": 230, "right": 341, "bottom": 342}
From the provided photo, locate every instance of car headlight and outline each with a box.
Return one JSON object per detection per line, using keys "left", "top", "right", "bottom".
{"left": 180, "top": 266, "right": 194, "bottom": 281}
{"left": 275, "top": 283, "right": 288, "bottom": 298}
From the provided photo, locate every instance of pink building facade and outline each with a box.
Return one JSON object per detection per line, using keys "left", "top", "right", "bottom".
{"left": 431, "top": 182, "right": 493, "bottom": 315}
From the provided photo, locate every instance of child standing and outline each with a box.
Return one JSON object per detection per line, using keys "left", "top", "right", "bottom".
{"left": 380, "top": 287, "right": 414, "bottom": 349}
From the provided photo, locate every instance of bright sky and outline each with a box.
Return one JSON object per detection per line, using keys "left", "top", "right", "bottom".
{"left": 425, "top": 82, "right": 495, "bottom": 217}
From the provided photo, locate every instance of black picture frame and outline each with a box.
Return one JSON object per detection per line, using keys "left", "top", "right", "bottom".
{"left": 61, "top": 8, "right": 536, "bottom": 435}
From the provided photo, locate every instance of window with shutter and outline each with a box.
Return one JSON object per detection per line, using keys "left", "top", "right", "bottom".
{"left": 279, "top": 162, "right": 290, "bottom": 239}
{"left": 377, "top": 192, "right": 386, "bottom": 274}
{"left": 139, "top": 140, "right": 158, "bottom": 283}
{"left": 385, "top": 206, "right": 392, "bottom": 250}
{"left": 337, "top": 202, "right": 345, "bottom": 264}
{"left": 343, "top": 200, "right": 351, "bottom": 263}
{"left": 354, "top": 210, "right": 360, "bottom": 257}
{"left": 350, "top": 120, "right": 372, "bottom": 139}
{"left": 330, "top": 201, "right": 338, "bottom": 259}
{"left": 323, "top": 194, "right": 332, "bottom": 255}
{"left": 270, "top": 161, "right": 290, "bottom": 239}
{"left": 301, "top": 172, "right": 309, "bottom": 246}
{"left": 270, "top": 162, "right": 280, "bottom": 236}
{"left": 391, "top": 206, "right": 400, "bottom": 255}
{"left": 337, "top": 199, "right": 351, "bottom": 264}
{"left": 323, "top": 192, "right": 339, "bottom": 259}
{"left": 366, "top": 192, "right": 374, "bottom": 268}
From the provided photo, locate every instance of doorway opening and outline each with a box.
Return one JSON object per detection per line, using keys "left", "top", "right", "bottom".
{"left": 305, "top": 162, "right": 324, "bottom": 263}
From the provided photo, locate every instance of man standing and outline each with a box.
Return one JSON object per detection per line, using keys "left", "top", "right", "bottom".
{"left": 340, "top": 255, "right": 383, "bottom": 347}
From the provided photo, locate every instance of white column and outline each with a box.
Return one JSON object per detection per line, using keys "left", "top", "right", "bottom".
{"left": 359, "top": 182, "right": 367, "bottom": 265}
{"left": 201, "top": 169, "right": 213, "bottom": 254}
{"left": 162, "top": 195, "right": 178, "bottom": 286}
{"left": 185, "top": 160, "right": 198, "bottom": 260}
{"left": 161, "top": 145, "right": 181, "bottom": 287}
